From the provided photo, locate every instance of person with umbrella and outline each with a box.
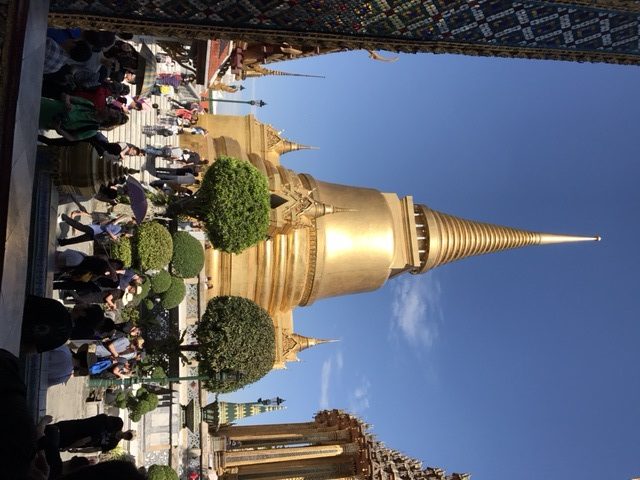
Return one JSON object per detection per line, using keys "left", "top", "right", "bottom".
{"left": 124, "top": 176, "right": 149, "bottom": 224}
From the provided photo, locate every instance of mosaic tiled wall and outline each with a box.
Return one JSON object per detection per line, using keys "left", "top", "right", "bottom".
{"left": 49, "top": 1, "right": 640, "bottom": 65}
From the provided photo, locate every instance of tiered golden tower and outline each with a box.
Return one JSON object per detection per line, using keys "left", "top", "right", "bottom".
{"left": 184, "top": 114, "right": 598, "bottom": 369}
{"left": 202, "top": 409, "right": 468, "bottom": 480}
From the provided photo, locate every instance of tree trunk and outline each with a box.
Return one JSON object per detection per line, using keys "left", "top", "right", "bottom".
{"left": 166, "top": 194, "right": 202, "bottom": 219}
{"left": 179, "top": 344, "right": 200, "bottom": 352}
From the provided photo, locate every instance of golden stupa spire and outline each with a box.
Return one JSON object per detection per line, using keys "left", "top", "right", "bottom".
{"left": 301, "top": 200, "right": 356, "bottom": 221}
{"left": 245, "top": 65, "right": 325, "bottom": 79}
{"left": 290, "top": 333, "right": 338, "bottom": 354}
{"left": 414, "top": 205, "right": 600, "bottom": 273}
{"left": 274, "top": 139, "right": 319, "bottom": 155}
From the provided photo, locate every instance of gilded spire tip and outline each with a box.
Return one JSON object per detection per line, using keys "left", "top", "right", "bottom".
{"left": 537, "top": 232, "right": 602, "bottom": 244}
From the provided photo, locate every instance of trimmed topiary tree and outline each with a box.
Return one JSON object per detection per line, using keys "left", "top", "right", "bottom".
{"left": 171, "top": 231, "right": 205, "bottom": 278}
{"left": 168, "top": 156, "right": 270, "bottom": 253}
{"left": 110, "top": 237, "right": 132, "bottom": 267}
{"left": 147, "top": 465, "right": 179, "bottom": 480}
{"left": 149, "top": 270, "right": 172, "bottom": 294}
{"left": 195, "top": 296, "right": 275, "bottom": 393}
{"left": 134, "top": 222, "right": 173, "bottom": 270}
{"left": 127, "top": 387, "right": 159, "bottom": 422}
{"left": 160, "top": 276, "right": 186, "bottom": 309}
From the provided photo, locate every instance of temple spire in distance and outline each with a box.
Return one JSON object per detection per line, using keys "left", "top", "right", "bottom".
{"left": 413, "top": 205, "right": 600, "bottom": 273}
{"left": 244, "top": 65, "right": 325, "bottom": 79}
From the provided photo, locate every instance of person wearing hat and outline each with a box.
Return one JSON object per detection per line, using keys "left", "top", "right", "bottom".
{"left": 45, "top": 414, "right": 136, "bottom": 452}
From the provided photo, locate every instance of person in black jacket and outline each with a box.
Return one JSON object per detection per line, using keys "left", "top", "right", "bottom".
{"left": 45, "top": 414, "right": 135, "bottom": 452}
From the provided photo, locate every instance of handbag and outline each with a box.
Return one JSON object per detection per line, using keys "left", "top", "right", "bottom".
{"left": 89, "top": 359, "right": 113, "bottom": 375}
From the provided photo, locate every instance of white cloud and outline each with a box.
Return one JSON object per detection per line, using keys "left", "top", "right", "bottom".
{"left": 319, "top": 352, "right": 343, "bottom": 409}
{"left": 335, "top": 351, "right": 344, "bottom": 370}
{"left": 349, "top": 377, "right": 371, "bottom": 413}
{"left": 390, "top": 275, "right": 443, "bottom": 349}
{"left": 319, "top": 359, "right": 332, "bottom": 409}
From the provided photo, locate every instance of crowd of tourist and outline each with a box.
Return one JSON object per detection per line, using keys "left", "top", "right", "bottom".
{"left": 0, "top": 26, "right": 219, "bottom": 480}
{"left": 39, "top": 27, "right": 208, "bottom": 153}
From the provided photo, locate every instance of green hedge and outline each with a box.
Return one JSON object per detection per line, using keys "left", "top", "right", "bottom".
{"left": 110, "top": 237, "right": 132, "bottom": 267}
{"left": 134, "top": 222, "right": 173, "bottom": 270}
{"left": 147, "top": 465, "right": 179, "bottom": 480}
{"left": 149, "top": 270, "right": 171, "bottom": 294}
{"left": 160, "top": 276, "right": 186, "bottom": 309}
{"left": 120, "top": 305, "right": 140, "bottom": 323}
{"left": 193, "top": 156, "right": 270, "bottom": 253}
{"left": 127, "top": 387, "right": 159, "bottom": 422}
{"left": 197, "top": 296, "right": 275, "bottom": 393}
{"left": 171, "top": 231, "right": 205, "bottom": 278}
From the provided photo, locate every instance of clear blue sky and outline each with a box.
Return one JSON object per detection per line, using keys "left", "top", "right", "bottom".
{"left": 214, "top": 51, "right": 639, "bottom": 480}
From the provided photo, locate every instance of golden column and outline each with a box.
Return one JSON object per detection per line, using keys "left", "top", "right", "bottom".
{"left": 223, "top": 444, "right": 346, "bottom": 468}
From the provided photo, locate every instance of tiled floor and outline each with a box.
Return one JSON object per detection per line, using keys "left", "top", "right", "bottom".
{"left": 0, "top": 0, "right": 49, "bottom": 355}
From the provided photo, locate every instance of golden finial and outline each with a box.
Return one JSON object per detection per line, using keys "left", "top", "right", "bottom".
{"left": 245, "top": 64, "right": 325, "bottom": 78}
{"left": 300, "top": 200, "right": 357, "bottom": 220}
{"left": 290, "top": 333, "right": 338, "bottom": 352}
{"left": 415, "top": 205, "right": 600, "bottom": 273}
{"left": 274, "top": 139, "right": 319, "bottom": 155}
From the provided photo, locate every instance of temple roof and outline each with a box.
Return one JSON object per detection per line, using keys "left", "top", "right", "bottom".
{"left": 315, "top": 410, "right": 469, "bottom": 480}
{"left": 51, "top": 1, "right": 640, "bottom": 66}
{"left": 203, "top": 400, "right": 286, "bottom": 428}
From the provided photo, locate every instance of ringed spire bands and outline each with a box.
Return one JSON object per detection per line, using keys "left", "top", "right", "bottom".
{"left": 414, "top": 205, "right": 600, "bottom": 273}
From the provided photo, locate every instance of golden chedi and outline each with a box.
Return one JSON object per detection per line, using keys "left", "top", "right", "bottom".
{"left": 186, "top": 114, "right": 598, "bottom": 369}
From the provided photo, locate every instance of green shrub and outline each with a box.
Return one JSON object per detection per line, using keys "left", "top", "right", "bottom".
{"left": 197, "top": 296, "right": 275, "bottom": 393}
{"left": 113, "top": 391, "right": 128, "bottom": 409}
{"left": 110, "top": 237, "right": 132, "bottom": 267}
{"left": 169, "top": 156, "right": 270, "bottom": 253}
{"left": 127, "top": 387, "right": 159, "bottom": 422}
{"left": 120, "top": 305, "right": 140, "bottom": 324}
{"left": 99, "top": 445, "right": 135, "bottom": 464}
{"left": 171, "top": 231, "right": 205, "bottom": 278}
{"left": 147, "top": 465, "right": 179, "bottom": 480}
{"left": 150, "top": 270, "right": 172, "bottom": 294}
{"left": 139, "top": 277, "right": 151, "bottom": 298}
{"left": 134, "top": 222, "right": 173, "bottom": 270}
{"left": 160, "top": 276, "right": 186, "bottom": 309}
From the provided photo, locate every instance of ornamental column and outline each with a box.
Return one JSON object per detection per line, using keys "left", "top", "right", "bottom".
{"left": 223, "top": 443, "right": 346, "bottom": 468}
